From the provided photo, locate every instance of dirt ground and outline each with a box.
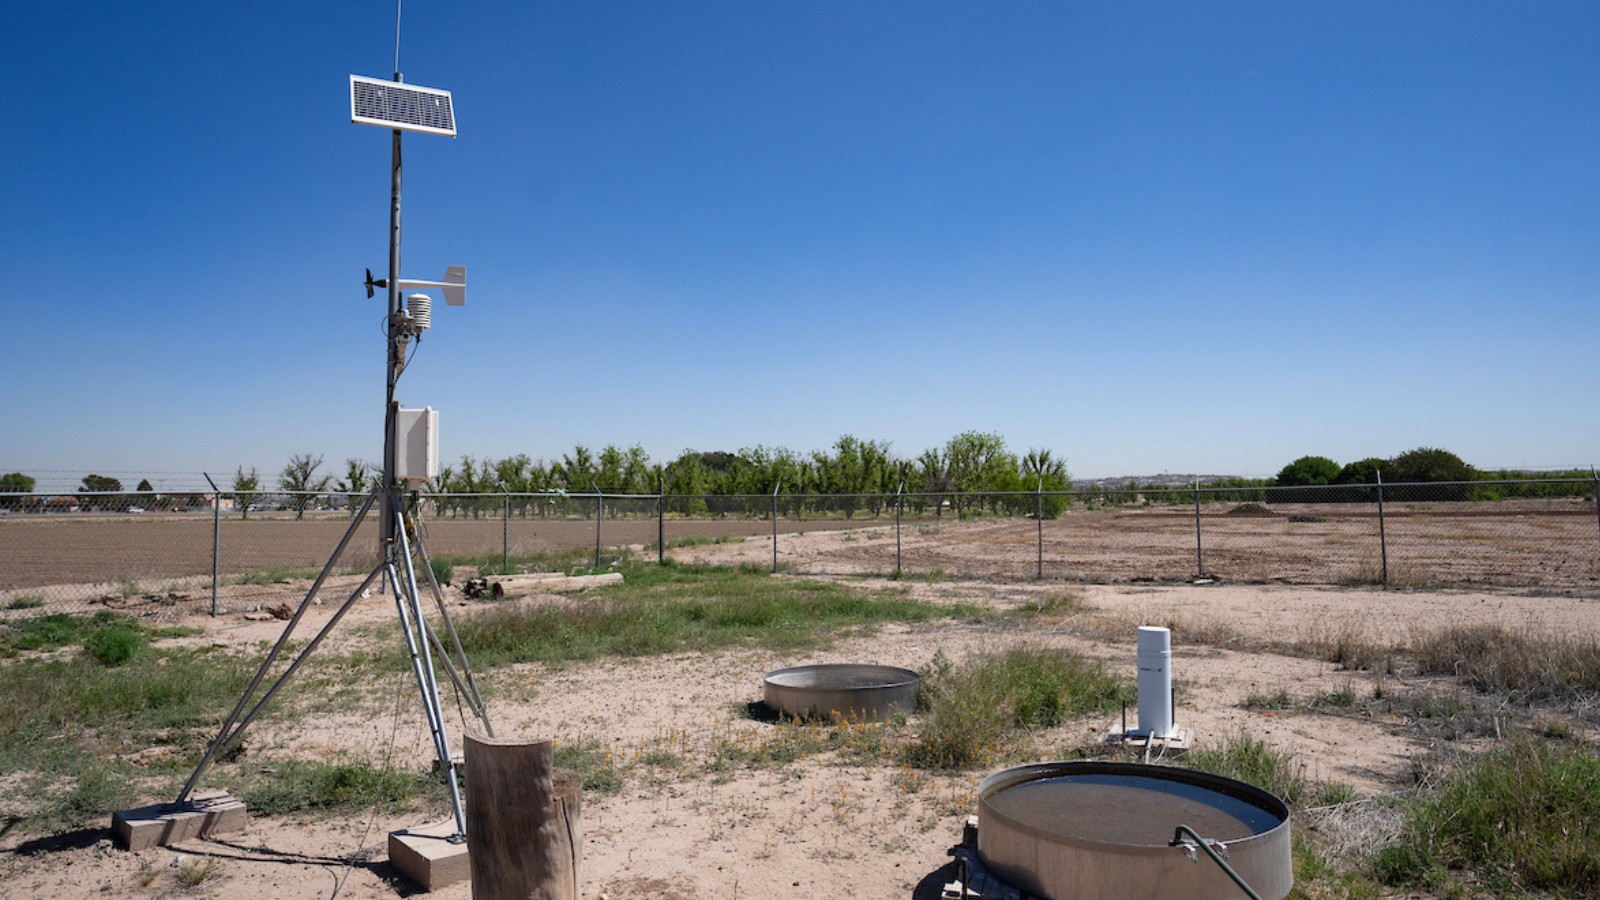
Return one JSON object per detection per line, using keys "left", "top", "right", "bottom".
{"left": 3, "top": 527, "right": 1599, "bottom": 899}
{"left": 4, "top": 498, "right": 1596, "bottom": 599}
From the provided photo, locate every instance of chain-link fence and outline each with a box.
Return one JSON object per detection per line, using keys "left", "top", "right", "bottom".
{"left": 3, "top": 478, "right": 1597, "bottom": 619}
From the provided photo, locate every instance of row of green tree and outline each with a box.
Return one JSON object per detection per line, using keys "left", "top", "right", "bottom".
{"left": 4, "top": 442, "right": 1589, "bottom": 519}
{"left": 224, "top": 433, "right": 1073, "bottom": 519}
{"left": 1269, "top": 448, "right": 1595, "bottom": 502}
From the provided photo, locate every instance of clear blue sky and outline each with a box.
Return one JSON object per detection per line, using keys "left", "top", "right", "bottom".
{"left": 4, "top": 2, "right": 1596, "bottom": 490}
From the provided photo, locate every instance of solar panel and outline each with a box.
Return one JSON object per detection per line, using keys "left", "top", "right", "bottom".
{"left": 350, "top": 75, "right": 456, "bottom": 137}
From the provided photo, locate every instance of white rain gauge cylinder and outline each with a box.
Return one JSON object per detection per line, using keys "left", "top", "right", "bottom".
{"left": 1135, "top": 626, "right": 1176, "bottom": 738}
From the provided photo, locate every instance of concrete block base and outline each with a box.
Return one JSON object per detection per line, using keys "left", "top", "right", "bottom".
{"left": 389, "top": 819, "right": 469, "bottom": 891}
{"left": 111, "top": 790, "right": 247, "bottom": 851}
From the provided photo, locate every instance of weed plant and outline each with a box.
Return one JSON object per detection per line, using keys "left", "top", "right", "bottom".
{"left": 553, "top": 737, "right": 624, "bottom": 796}
{"left": 4, "top": 595, "right": 45, "bottom": 610}
{"left": 176, "top": 857, "right": 221, "bottom": 887}
{"left": 905, "top": 647, "right": 1132, "bottom": 770}
{"left": 1180, "top": 732, "right": 1352, "bottom": 808}
{"left": 428, "top": 557, "right": 453, "bottom": 587}
{"left": 1373, "top": 738, "right": 1600, "bottom": 895}
{"left": 84, "top": 623, "right": 149, "bottom": 666}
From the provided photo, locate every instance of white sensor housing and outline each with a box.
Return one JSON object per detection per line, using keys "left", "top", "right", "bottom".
{"left": 407, "top": 293, "right": 433, "bottom": 331}
{"left": 395, "top": 407, "right": 439, "bottom": 485}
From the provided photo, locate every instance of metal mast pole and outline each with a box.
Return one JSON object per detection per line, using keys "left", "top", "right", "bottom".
{"left": 382, "top": 76, "right": 404, "bottom": 561}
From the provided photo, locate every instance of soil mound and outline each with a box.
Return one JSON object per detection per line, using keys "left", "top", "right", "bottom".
{"left": 1225, "top": 502, "right": 1278, "bottom": 517}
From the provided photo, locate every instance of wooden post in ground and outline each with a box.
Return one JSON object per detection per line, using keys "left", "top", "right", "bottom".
{"left": 464, "top": 734, "right": 581, "bottom": 900}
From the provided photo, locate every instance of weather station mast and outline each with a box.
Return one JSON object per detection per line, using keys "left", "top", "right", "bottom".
{"left": 117, "top": 10, "right": 492, "bottom": 882}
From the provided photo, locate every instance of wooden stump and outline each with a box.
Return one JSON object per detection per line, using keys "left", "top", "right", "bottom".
{"left": 464, "top": 734, "right": 582, "bottom": 900}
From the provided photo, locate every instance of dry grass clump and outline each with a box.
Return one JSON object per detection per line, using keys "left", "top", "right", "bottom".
{"left": 1296, "top": 616, "right": 1393, "bottom": 673}
{"left": 1412, "top": 624, "right": 1600, "bottom": 705}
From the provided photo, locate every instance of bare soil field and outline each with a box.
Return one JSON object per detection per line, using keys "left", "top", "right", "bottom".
{"left": 3, "top": 498, "right": 1596, "bottom": 602}
{"left": 1, "top": 524, "right": 1598, "bottom": 898}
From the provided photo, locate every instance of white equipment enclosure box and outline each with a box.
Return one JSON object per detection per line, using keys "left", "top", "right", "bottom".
{"left": 395, "top": 407, "right": 439, "bottom": 486}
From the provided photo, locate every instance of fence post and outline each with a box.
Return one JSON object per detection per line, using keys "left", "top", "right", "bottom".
{"left": 1193, "top": 479, "right": 1205, "bottom": 578}
{"left": 204, "top": 472, "right": 221, "bottom": 617}
{"left": 895, "top": 481, "right": 904, "bottom": 577}
{"left": 502, "top": 491, "right": 510, "bottom": 573}
{"left": 1376, "top": 471, "right": 1389, "bottom": 587}
{"left": 1592, "top": 467, "right": 1599, "bottom": 542}
{"left": 593, "top": 484, "right": 602, "bottom": 571}
{"left": 1036, "top": 475, "right": 1044, "bottom": 581}
{"left": 657, "top": 470, "right": 665, "bottom": 566}
{"left": 771, "top": 483, "right": 780, "bottom": 574}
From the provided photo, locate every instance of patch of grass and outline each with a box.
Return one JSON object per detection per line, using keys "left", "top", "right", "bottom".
{"left": 4, "top": 596, "right": 45, "bottom": 610}
{"left": 1376, "top": 738, "right": 1600, "bottom": 895}
{"left": 638, "top": 749, "right": 684, "bottom": 770}
{"left": 1293, "top": 832, "right": 1385, "bottom": 899}
{"left": 84, "top": 623, "right": 149, "bottom": 666}
{"left": 0, "top": 643, "right": 257, "bottom": 832}
{"left": 1170, "top": 618, "right": 1252, "bottom": 650}
{"left": 554, "top": 737, "right": 624, "bottom": 796}
{"left": 428, "top": 557, "right": 453, "bottom": 587}
{"left": 452, "top": 561, "right": 978, "bottom": 665}
{"left": 671, "top": 535, "right": 744, "bottom": 548}
{"left": 705, "top": 716, "right": 896, "bottom": 774}
{"left": 240, "top": 757, "right": 435, "bottom": 815}
{"left": 53, "top": 760, "right": 143, "bottom": 831}
{"left": 230, "top": 567, "right": 323, "bottom": 586}
{"left": 1309, "top": 620, "right": 1390, "bottom": 673}
{"left": 1383, "top": 690, "right": 1501, "bottom": 742}
{"left": 1242, "top": 690, "right": 1293, "bottom": 710}
{"left": 905, "top": 646, "right": 1132, "bottom": 771}
{"left": 1179, "top": 732, "right": 1358, "bottom": 808}
{"left": 1009, "top": 592, "right": 1083, "bottom": 618}
{"left": 0, "top": 611, "right": 128, "bottom": 656}
{"left": 1413, "top": 625, "right": 1600, "bottom": 705}
{"left": 1312, "top": 685, "right": 1359, "bottom": 710}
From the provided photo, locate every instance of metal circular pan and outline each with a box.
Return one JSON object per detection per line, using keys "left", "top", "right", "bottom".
{"left": 762, "top": 663, "right": 919, "bottom": 722}
{"left": 978, "top": 760, "right": 1292, "bottom": 900}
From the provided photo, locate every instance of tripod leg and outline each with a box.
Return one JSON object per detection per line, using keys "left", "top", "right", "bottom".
{"left": 405, "top": 506, "right": 493, "bottom": 735}
{"left": 178, "top": 563, "right": 383, "bottom": 802}
{"left": 390, "top": 501, "right": 468, "bottom": 839}
{"left": 178, "top": 491, "right": 380, "bottom": 803}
